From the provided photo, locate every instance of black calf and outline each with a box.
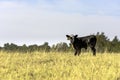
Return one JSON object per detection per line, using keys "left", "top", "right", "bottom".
{"left": 66, "top": 34, "right": 97, "bottom": 56}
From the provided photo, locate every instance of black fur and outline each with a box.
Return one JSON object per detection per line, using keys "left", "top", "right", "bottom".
{"left": 66, "top": 34, "right": 97, "bottom": 56}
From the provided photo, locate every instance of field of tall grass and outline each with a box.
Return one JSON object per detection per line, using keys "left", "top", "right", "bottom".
{"left": 0, "top": 51, "right": 119, "bottom": 80}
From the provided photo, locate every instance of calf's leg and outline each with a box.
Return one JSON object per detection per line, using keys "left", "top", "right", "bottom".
{"left": 77, "top": 49, "right": 81, "bottom": 56}
{"left": 91, "top": 47, "right": 96, "bottom": 56}
{"left": 74, "top": 49, "right": 77, "bottom": 56}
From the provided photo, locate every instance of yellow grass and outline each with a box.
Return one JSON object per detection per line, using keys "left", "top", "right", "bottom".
{"left": 0, "top": 51, "right": 120, "bottom": 80}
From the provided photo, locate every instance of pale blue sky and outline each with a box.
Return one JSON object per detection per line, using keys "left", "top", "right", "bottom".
{"left": 0, "top": 0, "right": 120, "bottom": 46}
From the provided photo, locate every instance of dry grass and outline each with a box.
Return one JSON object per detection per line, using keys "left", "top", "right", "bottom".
{"left": 0, "top": 51, "right": 119, "bottom": 80}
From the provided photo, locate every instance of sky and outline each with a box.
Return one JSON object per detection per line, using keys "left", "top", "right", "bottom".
{"left": 0, "top": 0, "right": 120, "bottom": 46}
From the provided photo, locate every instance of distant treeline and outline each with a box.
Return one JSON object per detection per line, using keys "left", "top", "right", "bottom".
{"left": 0, "top": 32, "right": 120, "bottom": 53}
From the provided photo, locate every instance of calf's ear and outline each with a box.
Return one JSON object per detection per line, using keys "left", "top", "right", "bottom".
{"left": 75, "top": 35, "right": 78, "bottom": 37}
{"left": 66, "top": 35, "right": 70, "bottom": 37}
{"left": 66, "top": 35, "right": 71, "bottom": 40}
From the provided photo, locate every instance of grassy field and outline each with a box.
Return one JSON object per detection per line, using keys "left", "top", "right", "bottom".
{"left": 0, "top": 51, "right": 120, "bottom": 80}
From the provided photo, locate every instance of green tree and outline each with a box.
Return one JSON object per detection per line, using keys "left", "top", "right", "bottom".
{"left": 96, "top": 32, "right": 110, "bottom": 53}
{"left": 110, "top": 36, "right": 120, "bottom": 52}
{"left": 52, "top": 42, "right": 69, "bottom": 52}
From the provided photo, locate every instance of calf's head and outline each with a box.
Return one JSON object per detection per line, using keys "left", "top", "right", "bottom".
{"left": 66, "top": 34, "right": 78, "bottom": 44}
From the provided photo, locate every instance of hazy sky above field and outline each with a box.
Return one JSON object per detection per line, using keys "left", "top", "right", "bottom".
{"left": 0, "top": 0, "right": 120, "bottom": 46}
